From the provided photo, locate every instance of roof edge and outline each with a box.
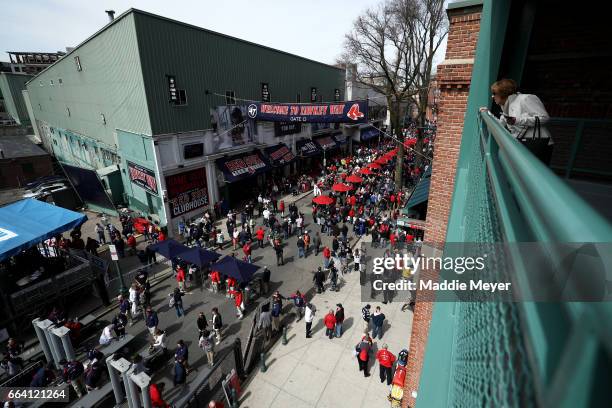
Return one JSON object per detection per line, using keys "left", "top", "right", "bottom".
{"left": 447, "top": 0, "right": 484, "bottom": 11}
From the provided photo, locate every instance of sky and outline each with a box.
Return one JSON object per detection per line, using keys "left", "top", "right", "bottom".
{"left": 0, "top": 0, "right": 447, "bottom": 68}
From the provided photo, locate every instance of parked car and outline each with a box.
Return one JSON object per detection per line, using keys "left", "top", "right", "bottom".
{"left": 22, "top": 183, "right": 69, "bottom": 198}
{"left": 24, "top": 175, "right": 67, "bottom": 190}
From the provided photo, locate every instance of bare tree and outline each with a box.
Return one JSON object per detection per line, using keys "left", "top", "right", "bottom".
{"left": 342, "top": 0, "right": 447, "bottom": 188}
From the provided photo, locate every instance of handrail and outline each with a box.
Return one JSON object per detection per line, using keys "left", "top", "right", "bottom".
{"left": 479, "top": 110, "right": 612, "bottom": 242}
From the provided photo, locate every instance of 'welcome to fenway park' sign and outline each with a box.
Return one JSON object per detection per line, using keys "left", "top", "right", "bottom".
{"left": 246, "top": 100, "right": 368, "bottom": 123}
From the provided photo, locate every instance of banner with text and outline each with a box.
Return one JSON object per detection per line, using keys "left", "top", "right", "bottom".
{"left": 216, "top": 150, "right": 271, "bottom": 183}
{"left": 165, "top": 167, "right": 209, "bottom": 218}
{"left": 246, "top": 100, "right": 368, "bottom": 123}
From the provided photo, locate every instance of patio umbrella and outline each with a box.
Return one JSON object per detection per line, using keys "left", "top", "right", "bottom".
{"left": 332, "top": 183, "right": 353, "bottom": 192}
{"left": 368, "top": 163, "right": 382, "bottom": 170}
{"left": 359, "top": 168, "right": 374, "bottom": 175}
{"left": 148, "top": 239, "right": 189, "bottom": 260}
{"left": 404, "top": 138, "right": 417, "bottom": 148}
{"left": 312, "top": 195, "right": 335, "bottom": 205}
{"left": 213, "top": 256, "right": 260, "bottom": 282}
{"left": 374, "top": 157, "right": 389, "bottom": 165}
{"left": 178, "top": 247, "right": 221, "bottom": 267}
{"left": 346, "top": 174, "right": 363, "bottom": 183}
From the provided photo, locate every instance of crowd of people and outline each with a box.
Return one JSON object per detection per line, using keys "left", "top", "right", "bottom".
{"left": 2, "top": 129, "right": 430, "bottom": 407}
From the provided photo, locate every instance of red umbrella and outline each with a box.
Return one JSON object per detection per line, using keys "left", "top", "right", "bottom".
{"left": 374, "top": 157, "right": 389, "bottom": 165}
{"left": 359, "top": 168, "right": 374, "bottom": 175}
{"left": 404, "top": 138, "right": 417, "bottom": 148}
{"left": 346, "top": 174, "right": 363, "bottom": 183}
{"left": 312, "top": 195, "right": 335, "bottom": 205}
{"left": 332, "top": 183, "right": 353, "bottom": 192}
{"left": 368, "top": 163, "right": 381, "bottom": 170}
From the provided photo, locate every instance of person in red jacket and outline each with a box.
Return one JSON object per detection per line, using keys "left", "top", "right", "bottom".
{"left": 390, "top": 232, "right": 398, "bottom": 250}
{"left": 322, "top": 246, "right": 331, "bottom": 269}
{"left": 376, "top": 344, "right": 396, "bottom": 385}
{"left": 255, "top": 227, "right": 265, "bottom": 249}
{"left": 176, "top": 266, "right": 186, "bottom": 292}
{"left": 242, "top": 241, "right": 252, "bottom": 263}
{"left": 226, "top": 277, "right": 236, "bottom": 297}
{"left": 149, "top": 382, "right": 170, "bottom": 408}
{"left": 127, "top": 234, "right": 137, "bottom": 255}
{"left": 324, "top": 309, "right": 336, "bottom": 339}
{"left": 279, "top": 200, "right": 285, "bottom": 216}
{"left": 158, "top": 230, "right": 166, "bottom": 242}
{"left": 228, "top": 289, "right": 244, "bottom": 319}
{"left": 209, "top": 270, "right": 221, "bottom": 292}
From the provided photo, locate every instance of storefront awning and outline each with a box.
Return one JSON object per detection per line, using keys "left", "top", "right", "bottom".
{"left": 263, "top": 143, "right": 296, "bottom": 166}
{"left": 360, "top": 126, "right": 380, "bottom": 142}
{"left": 314, "top": 136, "right": 338, "bottom": 150}
{"left": 296, "top": 139, "right": 322, "bottom": 157}
{"left": 333, "top": 132, "right": 348, "bottom": 145}
{"left": 216, "top": 150, "right": 271, "bottom": 183}
{"left": 405, "top": 167, "right": 432, "bottom": 209}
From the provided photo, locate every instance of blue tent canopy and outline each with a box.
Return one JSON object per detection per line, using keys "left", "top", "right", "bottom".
{"left": 148, "top": 239, "right": 189, "bottom": 260}
{"left": 213, "top": 256, "right": 260, "bottom": 282}
{"left": 179, "top": 247, "right": 221, "bottom": 267}
{"left": 0, "top": 199, "right": 87, "bottom": 262}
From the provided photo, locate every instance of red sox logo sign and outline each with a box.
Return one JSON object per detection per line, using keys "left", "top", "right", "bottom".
{"left": 347, "top": 103, "right": 365, "bottom": 121}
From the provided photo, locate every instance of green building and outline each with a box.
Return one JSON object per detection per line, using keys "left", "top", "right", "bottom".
{"left": 25, "top": 9, "right": 345, "bottom": 233}
{"left": 0, "top": 72, "right": 33, "bottom": 125}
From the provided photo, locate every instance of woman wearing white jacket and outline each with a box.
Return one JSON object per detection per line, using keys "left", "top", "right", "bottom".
{"left": 486, "top": 78, "right": 554, "bottom": 165}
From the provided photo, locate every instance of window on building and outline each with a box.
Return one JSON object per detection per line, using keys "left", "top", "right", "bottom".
{"left": 183, "top": 143, "right": 204, "bottom": 159}
{"left": 74, "top": 56, "right": 82, "bottom": 71}
{"left": 225, "top": 90, "right": 235, "bottom": 105}
{"left": 58, "top": 78, "right": 63, "bottom": 85}
{"left": 177, "top": 89, "right": 188, "bottom": 106}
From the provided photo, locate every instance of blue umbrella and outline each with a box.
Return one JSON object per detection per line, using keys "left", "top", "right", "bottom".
{"left": 179, "top": 247, "right": 221, "bottom": 267}
{"left": 148, "top": 239, "right": 189, "bottom": 260}
{"left": 212, "top": 256, "right": 260, "bottom": 282}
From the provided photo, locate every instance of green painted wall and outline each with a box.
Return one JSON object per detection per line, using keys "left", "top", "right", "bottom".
{"left": 133, "top": 10, "right": 345, "bottom": 134}
{"left": 0, "top": 72, "right": 32, "bottom": 125}
{"left": 116, "top": 129, "right": 166, "bottom": 225}
{"left": 25, "top": 12, "right": 151, "bottom": 147}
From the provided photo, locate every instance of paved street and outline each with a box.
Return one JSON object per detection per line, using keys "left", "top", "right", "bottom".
{"left": 238, "top": 237, "right": 414, "bottom": 408}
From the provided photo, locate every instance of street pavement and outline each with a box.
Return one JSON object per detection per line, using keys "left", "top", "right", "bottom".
{"left": 238, "top": 237, "right": 414, "bottom": 408}
{"left": 59, "top": 187, "right": 412, "bottom": 406}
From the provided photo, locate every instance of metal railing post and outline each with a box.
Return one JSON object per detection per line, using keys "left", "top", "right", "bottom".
{"left": 52, "top": 326, "right": 76, "bottom": 361}
{"left": 32, "top": 318, "right": 53, "bottom": 363}
{"left": 107, "top": 356, "right": 124, "bottom": 405}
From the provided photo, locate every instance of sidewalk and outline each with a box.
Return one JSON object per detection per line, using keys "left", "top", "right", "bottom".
{"left": 239, "top": 238, "right": 414, "bottom": 408}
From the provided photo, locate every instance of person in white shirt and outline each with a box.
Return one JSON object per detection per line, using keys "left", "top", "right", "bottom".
{"left": 262, "top": 208, "right": 271, "bottom": 226}
{"left": 128, "top": 284, "right": 139, "bottom": 323}
{"left": 304, "top": 303, "right": 316, "bottom": 338}
{"left": 99, "top": 324, "right": 115, "bottom": 346}
{"left": 486, "top": 78, "right": 553, "bottom": 164}
{"left": 151, "top": 329, "right": 167, "bottom": 352}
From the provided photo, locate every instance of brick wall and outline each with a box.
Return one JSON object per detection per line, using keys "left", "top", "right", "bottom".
{"left": 0, "top": 155, "right": 53, "bottom": 188}
{"left": 402, "top": 4, "right": 482, "bottom": 408}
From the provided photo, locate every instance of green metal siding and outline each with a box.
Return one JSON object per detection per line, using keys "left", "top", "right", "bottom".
{"left": 25, "top": 13, "right": 151, "bottom": 147}
{"left": 116, "top": 129, "right": 166, "bottom": 225}
{"left": 132, "top": 11, "right": 345, "bottom": 135}
{"left": 0, "top": 73, "right": 32, "bottom": 125}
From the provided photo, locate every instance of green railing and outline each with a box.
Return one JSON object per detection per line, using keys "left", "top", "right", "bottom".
{"left": 417, "top": 110, "right": 612, "bottom": 407}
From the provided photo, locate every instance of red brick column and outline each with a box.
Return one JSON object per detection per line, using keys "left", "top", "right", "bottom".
{"left": 402, "top": 5, "right": 482, "bottom": 408}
